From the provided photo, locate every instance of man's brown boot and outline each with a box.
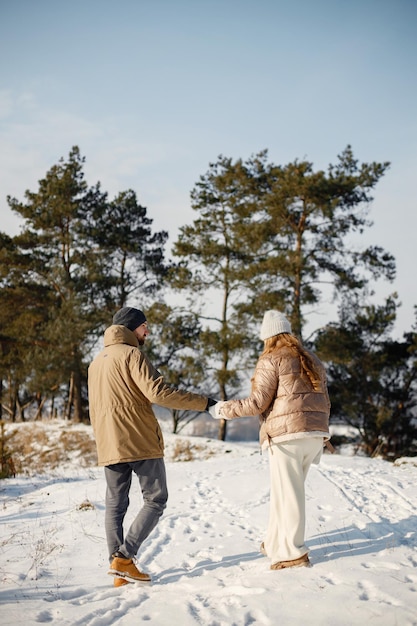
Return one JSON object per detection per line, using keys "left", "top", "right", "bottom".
{"left": 108, "top": 555, "right": 151, "bottom": 583}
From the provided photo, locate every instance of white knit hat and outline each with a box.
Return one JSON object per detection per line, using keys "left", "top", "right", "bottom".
{"left": 259, "top": 310, "right": 292, "bottom": 340}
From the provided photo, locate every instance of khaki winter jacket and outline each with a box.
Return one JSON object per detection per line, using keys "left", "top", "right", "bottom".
{"left": 88, "top": 325, "right": 207, "bottom": 466}
{"left": 220, "top": 346, "right": 330, "bottom": 447}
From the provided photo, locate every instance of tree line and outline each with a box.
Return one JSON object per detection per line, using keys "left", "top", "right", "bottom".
{"left": 0, "top": 146, "right": 416, "bottom": 459}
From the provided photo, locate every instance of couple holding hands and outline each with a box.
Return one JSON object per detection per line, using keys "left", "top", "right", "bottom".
{"left": 88, "top": 306, "right": 330, "bottom": 586}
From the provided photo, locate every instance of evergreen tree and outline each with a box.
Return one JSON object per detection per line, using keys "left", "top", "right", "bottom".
{"left": 315, "top": 295, "right": 417, "bottom": 458}
{"left": 5, "top": 147, "right": 97, "bottom": 421}
{"left": 171, "top": 155, "right": 264, "bottom": 439}
{"left": 81, "top": 189, "right": 168, "bottom": 311}
{"left": 0, "top": 233, "right": 57, "bottom": 420}
{"left": 240, "top": 146, "right": 395, "bottom": 337}
{"left": 144, "top": 302, "right": 212, "bottom": 434}
{"left": 171, "top": 147, "right": 394, "bottom": 439}
{"left": 2, "top": 147, "right": 168, "bottom": 421}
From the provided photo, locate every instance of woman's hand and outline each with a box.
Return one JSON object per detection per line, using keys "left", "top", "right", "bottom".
{"left": 208, "top": 402, "right": 227, "bottom": 419}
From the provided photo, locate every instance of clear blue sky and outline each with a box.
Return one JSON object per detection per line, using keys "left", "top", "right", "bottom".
{"left": 0, "top": 0, "right": 416, "bottom": 336}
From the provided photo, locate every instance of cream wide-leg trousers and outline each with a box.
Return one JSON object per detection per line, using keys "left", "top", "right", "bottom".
{"left": 264, "top": 437, "right": 323, "bottom": 564}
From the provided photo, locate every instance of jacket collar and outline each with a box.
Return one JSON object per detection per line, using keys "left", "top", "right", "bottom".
{"left": 104, "top": 325, "right": 139, "bottom": 348}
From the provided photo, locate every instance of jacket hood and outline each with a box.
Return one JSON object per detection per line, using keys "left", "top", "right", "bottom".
{"left": 104, "top": 324, "right": 139, "bottom": 348}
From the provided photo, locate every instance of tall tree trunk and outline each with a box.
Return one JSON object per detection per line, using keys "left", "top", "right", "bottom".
{"left": 72, "top": 364, "right": 83, "bottom": 423}
{"left": 293, "top": 210, "right": 305, "bottom": 338}
{"left": 34, "top": 394, "right": 47, "bottom": 421}
{"left": 66, "top": 373, "right": 74, "bottom": 420}
{"left": 8, "top": 376, "right": 17, "bottom": 422}
{"left": 217, "top": 418, "right": 227, "bottom": 441}
{"left": 218, "top": 272, "right": 230, "bottom": 442}
{"left": 49, "top": 393, "right": 55, "bottom": 419}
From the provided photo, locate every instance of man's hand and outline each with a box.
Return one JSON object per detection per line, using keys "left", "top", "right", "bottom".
{"left": 205, "top": 397, "right": 219, "bottom": 410}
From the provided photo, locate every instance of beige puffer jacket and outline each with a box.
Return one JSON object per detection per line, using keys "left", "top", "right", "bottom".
{"left": 220, "top": 346, "right": 330, "bottom": 447}
{"left": 88, "top": 325, "right": 208, "bottom": 466}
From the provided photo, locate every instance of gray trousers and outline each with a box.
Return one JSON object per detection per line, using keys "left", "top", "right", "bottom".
{"left": 104, "top": 458, "right": 168, "bottom": 562}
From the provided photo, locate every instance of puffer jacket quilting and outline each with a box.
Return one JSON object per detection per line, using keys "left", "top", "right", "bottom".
{"left": 220, "top": 346, "right": 330, "bottom": 447}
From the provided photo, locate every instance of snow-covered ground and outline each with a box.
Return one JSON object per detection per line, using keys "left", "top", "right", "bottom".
{"left": 1, "top": 422, "right": 416, "bottom": 625}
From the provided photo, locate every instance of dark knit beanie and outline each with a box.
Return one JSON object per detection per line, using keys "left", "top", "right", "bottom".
{"left": 112, "top": 307, "right": 147, "bottom": 331}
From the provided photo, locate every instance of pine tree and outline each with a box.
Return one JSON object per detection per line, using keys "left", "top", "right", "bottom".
{"left": 171, "top": 155, "right": 264, "bottom": 439}
{"left": 170, "top": 148, "right": 394, "bottom": 439}
{"left": 81, "top": 189, "right": 168, "bottom": 310}
{"left": 315, "top": 295, "right": 417, "bottom": 458}
{"left": 239, "top": 146, "right": 395, "bottom": 337}
{"left": 144, "top": 301, "right": 212, "bottom": 434}
{"left": 2, "top": 147, "right": 168, "bottom": 421}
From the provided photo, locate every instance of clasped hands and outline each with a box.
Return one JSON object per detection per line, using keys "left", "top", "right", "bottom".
{"left": 206, "top": 398, "right": 228, "bottom": 420}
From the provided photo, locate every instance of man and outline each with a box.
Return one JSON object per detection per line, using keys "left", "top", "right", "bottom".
{"left": 88, "top": 306, "right": 215, "bottom": 587}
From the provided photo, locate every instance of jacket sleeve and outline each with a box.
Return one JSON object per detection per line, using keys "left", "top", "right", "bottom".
{"left": 221, "top": 356, "right": 278, "bottom": 419}
{"left": 133, "top": 351, "right": 207, "bottom": 411}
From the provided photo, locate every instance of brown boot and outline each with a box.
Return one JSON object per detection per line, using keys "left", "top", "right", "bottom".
{"left": 114, "top": 577, "right": 130, "bottom": 587}
{"left": 270, "top": 553, "right": 310, "bottom": 570}
{"left": 108, "top": 556, "right": 151, "bottom": 583}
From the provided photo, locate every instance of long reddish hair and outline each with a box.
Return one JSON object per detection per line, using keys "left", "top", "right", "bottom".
{"left": 262, "top": 333, "right": 322, "bottom": 391}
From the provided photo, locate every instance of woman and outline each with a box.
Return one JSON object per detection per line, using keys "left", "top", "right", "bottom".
{"left": 210, "top": 310, "right": 331, "bottom": 570}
